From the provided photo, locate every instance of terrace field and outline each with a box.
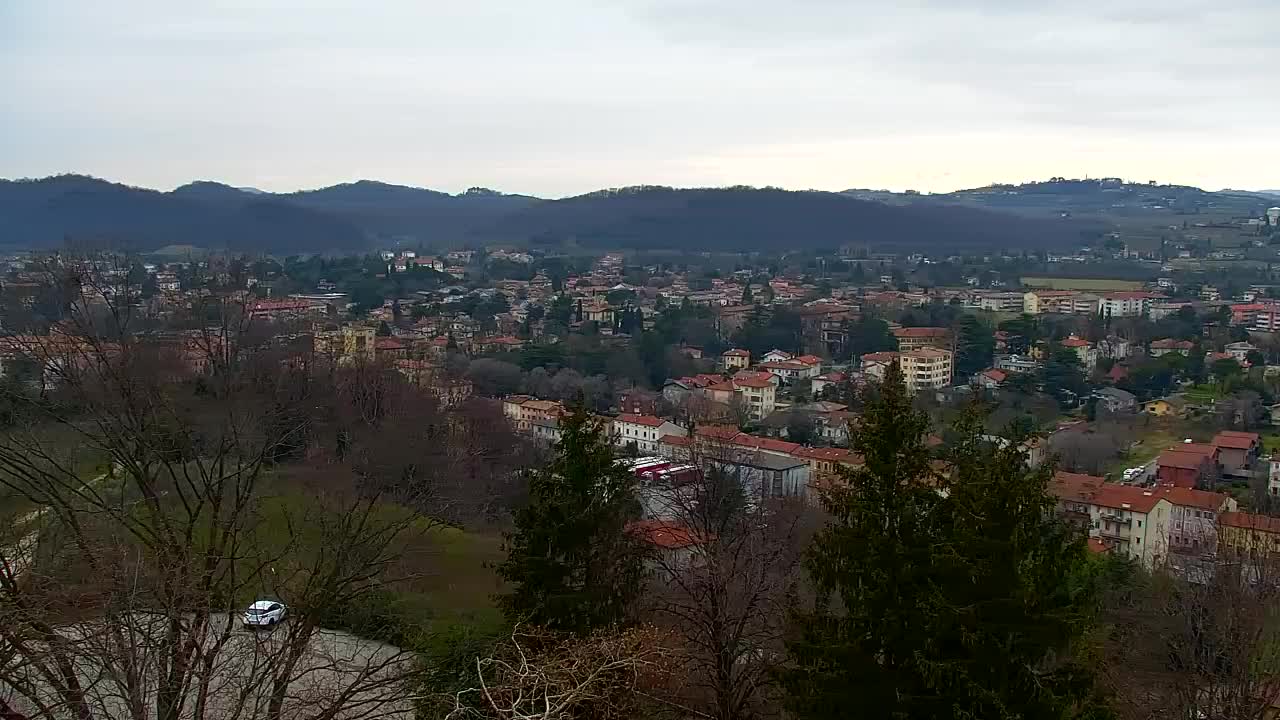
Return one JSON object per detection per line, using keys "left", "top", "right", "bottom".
{"left": 1021, "top": 277, "right": 1146, "bottom": 291}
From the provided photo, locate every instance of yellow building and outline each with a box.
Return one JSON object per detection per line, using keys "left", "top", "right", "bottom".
{"left": 313, "top": 325, "right": 376, "bottom": 365}
{"left": 721, "top": 348, "right": 751, "bottom": 370}
{"left": 1218, "top": 512, "right": 1280, "bottom": 556}
{"left": 899, "top": 348, "right": 953, "bottom": 394}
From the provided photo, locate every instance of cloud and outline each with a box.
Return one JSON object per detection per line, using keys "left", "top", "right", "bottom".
{"left": 1, "top": 0, "right": 1276, "bottom": 195}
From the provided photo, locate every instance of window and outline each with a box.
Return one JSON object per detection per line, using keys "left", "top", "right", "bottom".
{"left": 1137, "top": 520, "right": 1142, "bottom": 528}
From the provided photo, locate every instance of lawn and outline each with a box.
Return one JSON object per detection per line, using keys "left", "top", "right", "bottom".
{"left": 1104, "top": 426, "right": 1181, "bottom": 478}
{"left": 1184, "top": 383, "right": 1221, "bottom": 404}
{"left": 1021, "top": 277, "right": 1146, "bottom": 291}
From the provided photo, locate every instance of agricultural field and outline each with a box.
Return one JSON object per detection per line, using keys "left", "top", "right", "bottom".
{"left": 1021, "top": 277, "right": 1145, "bottom": 291}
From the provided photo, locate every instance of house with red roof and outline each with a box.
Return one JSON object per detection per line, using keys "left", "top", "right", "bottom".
{"left": 1219, "top": 511, "right": 1280, "bottom": 556}
{"left": 860, "top": 351, "right": 900, "bottom": 381}
{"left": 613, "top": 413, "right": 688, "bottom": 454}
{"left": 1158, "top": 486, "right": 1237, "bottom": 555}
{"left": 1212, "top": 430, "right": 1262, "bottom": 473}
{"left": 627, "top": 519, "right": 708, "bottom": 576}
{"left": 721, "top": 348, "right": 751, "bottom": 370}
{"left": 810, "top": 371, "right": 846, "bottom": 397}
{"left": 1157, "top": 444, "right": 1220, "bottom": 488}
{"left": 1149, "top": 338, "right": 1194, "bottom": 357}
{"left": 973, "top": 368, "right": 1007, "bottom": 390}
{"left": 1060, "top": 335, "right": 1098, "bottom": 370}
{"left": 1049, "top": 472, "right": 1172, "bottom": 567}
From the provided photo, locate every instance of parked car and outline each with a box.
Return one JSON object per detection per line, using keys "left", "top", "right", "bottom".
{"left": 243, "top": 600, "right": 287, "bottom": 628}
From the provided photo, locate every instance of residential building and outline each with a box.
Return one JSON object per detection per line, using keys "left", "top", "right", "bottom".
{"left": 1049, "top": 472, "right": 1172, "bottom": 568}
{"left": 627, "top": 519, "right": 707, "bottom": 578}
{"left": 502, "top": 396, "right": 566, "bottom": 432}
{"left": 899, "top": 348, "right": 954, "bottom": 394}
{"left": 1099, "top": 292, "right": 1153, "bottom": 318}
{"left": 1218, "top": 512, "right": 1280, "bottom": 557}
{"left": 313, "top": 325, "right": 376, "bottom": 365}
{"left": 1097, "top": 335, "right": 1132, "bottom": 361}
{"left": 892, "top": 326, "right": 951, "bottom": 351}
{"left": 1022, "top": 290, "right": 1078, "bottom": 315}
{"left": 1225, "top": 341, "right": 1258, "bottom": 363}
{"left": 707, "top": 449, "right": 811, "bottom": 500}
{"left": 1060, "top": 335, "right": 1097, "bottom": 371}
{"left": 1092, "top": 387, "right": 1137, "bottom": 413}
{"left": 1156, "top": 445, "right": 1219, "bottom": 488}
{"left": 1149, "top": 338, "right": 1194, "bottom": 357}
{"left": 860, "top": 351, "right": 899, "bottom": 381}
{"left": 733, "top": 373, "right": 778, "bottom": 420}
{"left": 973, "top": 368, "right": 1007, "bottom": 390}
{"left": 1212, "top": 430, "right": 1262, "bottom": 473}
{"left": 614, "top": 414, "right": 688, "bottom": 454}
{"left": 810, "top": 371, "right": 846, "bottom": 396}
{"left": 1143, "top": 396, "right": 1188, "bottom": 417}
{"left": 761, "top": 349, "right": 793, "bottom": 363}
{"left": 721, "top": 348, "right": 751, "bottom": 370}
{"left": 758, "top": 359, "right": 821, "bottom": 383}
{"left": 1160, "top": 486, "right": 1237, "bottom": 555}
{"left": 1269, "top": 455, "right": 1280, "bottom": 497}
{"left": 994, "top": 354, "right": 1040, "bottom": 373}
{"left": 974, "top": 291, "right": 1023, "bottom": 312}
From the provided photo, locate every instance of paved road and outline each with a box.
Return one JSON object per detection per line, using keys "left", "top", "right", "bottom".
{"left": 2, "top": 614, "right": 416, "bottom": 720}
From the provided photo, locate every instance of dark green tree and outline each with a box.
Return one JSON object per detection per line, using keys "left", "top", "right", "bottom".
{"left": 1042, "top": 345, "right": 1088, "bottom": 407}
{"left": 1246, "top": 349, "right": 1266, "bottom": 367}
{"left": 497, "top": 407, "right": 644, "bottom": 633}
{"left": 780, "top": 364, "right": 942, "bottom": 717}
{"left": 954, "top": 314, "right": 996, "bottom": 380}
{"left": 999, "top": 314, "right": 1041, "bottom": 356}
{"left": 376, "top": 320, "right": 392, "bottom": 337}
{"left": 742, "top": 282, "right": 754, "bottom": 305}
{"left": 1212, "top": 356, "right": 1242, "bottom": 382}
{"left": 843, "top": 316, "right": 898, "bottom": 361}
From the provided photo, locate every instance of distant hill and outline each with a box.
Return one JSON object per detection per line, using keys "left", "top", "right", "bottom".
{"left": 7, "top": 174, "right": 1264, "bottom": 255}
{"left": 852, "top": 179, "right": 1274, "bottom": 220}
{"left": 0, "top": 176, "right": 538, "bottom": 253}
{"left": 470, "top": 186, "right": 1093, "bottom": 252}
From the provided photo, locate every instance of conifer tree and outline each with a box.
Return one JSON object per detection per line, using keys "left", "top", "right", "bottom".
{"left": 497, "top": 406, "right": 644, "bottom": 633}
{"left": 742, "top": 282, "right": 754, "bottom": 305}
{"left": 780, "top": 364, "right": 943, "bottom": 717}
{"left": 781, "top": 372, "right": 1109, "bottom": 719}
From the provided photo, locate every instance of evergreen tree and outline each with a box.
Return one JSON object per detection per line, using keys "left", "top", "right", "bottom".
{"left": 781, "top": 372, "right": 1110, "bottom": 719}
{"left": 742, "top": 282, "right": 754, "bottom": 305}
{"left": 376, "top": 320, "right": 392, "bottom": 337}
{"left": 930, "top": 413, "right": 1109, "bottom": 719}
{"left": 497, "top": 407, "right": 644, "bottom": 633}
{"left": 954, "top": 314, "right": 996, "bottom": 379}
{"left": 780, "top": 364, "right": 944, "bottom": 717}
{"left": 1042, "top": 344, "right": 1087, "bottom": 407}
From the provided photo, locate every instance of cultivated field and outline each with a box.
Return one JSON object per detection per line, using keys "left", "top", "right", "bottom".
{"left": 1021, "top": 277, "right": 1145, "bottom": 291}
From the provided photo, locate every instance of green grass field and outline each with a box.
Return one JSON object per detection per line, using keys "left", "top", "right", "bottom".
{"left": 1105, "top": 427, "right": 1180, "bottom": 477}
{"left": 1021, "top": 277, "right": 1145, "bottom": 291}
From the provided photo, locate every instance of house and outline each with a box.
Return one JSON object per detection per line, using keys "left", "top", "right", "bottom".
{"left": 1212, "top": 430, "right": 1262, "bottom": 473}
{"left": 1061, "top": 335, "right": 1098, "bottom": 371}
{"left": 1156, "top": 446, "right": 1218, "bottom": 488}
{"left": 1097, "top": 336, "right": 1132, "bottom": 361}
{"left": 761, "top": 349, "right": 793, "bottom": 363}
{"left": 892, "top": 326, "right": 951, "bottom": 352}
{"left": 973, "top": 368, "right": 1007, "bottom": 390}
{"left": 502, "top": 396, "right": 566, "bottom": 432}
{"left": 758, "top": 360, "right": 820, "bottom": 383}
{"left": 1092, "top": 387, "right": 1137, "bottom": 413}
{"left": 374, "top": 336, "right": 409, "bottom": 359}
{"left": 810, "top": 371, "right": 846, "bottom": 396}
{"left": 627, "top": 520, "right": 707, "bottom": 578}
{"left": 614, "top": 414, "right": 688, "bottom": 454}
{"left": 1218, "top": 512, "right": 1280, "bottom": 557}
{"left": 1149, "top": 338, "right": 1194, "bottom": 357}
{"left": 721, "top": 348, "right": 751, "bottom": 370}
{"left": 732, "top": 373, "right": 778, "bottom": 420}
{"left": 1159, "top": 486, "right": 1237, "bottom": 555}
{"left": 1049, "top": 472, "right": 1172, "bottom": 568}
{"left": 993, "top": 354, "right": 1040, "bottom": 373}
{"left": 313, "top": 325, "right": 376, "bottom": 365}
{"left": 1269, "top": 455, "right": 1280, "bottom": 498}
{"left": 1225, "top": 341, "right": 1259, "bottom": 363}
{"left": 528, "top": 417, "right": 564, "bottom": 445}
{"left": 899, "top": 348, "right": 954, "bottom": 394}
{"left": 1142, "top": 396, "right": 1188, "bottom": 417}
{"left": 860, "top": 351, "right": 899, "bottom": 381}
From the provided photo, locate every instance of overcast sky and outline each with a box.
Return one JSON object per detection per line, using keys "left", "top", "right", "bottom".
{"left": 3, "top": 0, "right": 1277, "bottom": 197}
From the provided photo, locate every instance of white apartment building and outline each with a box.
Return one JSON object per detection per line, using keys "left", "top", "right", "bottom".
{"left": 1159, "top": 486, "right": 1237, "bottom": 555}
{"left": 1050, "top": 472, "right": 1172, "bottom": 568}
{"left": 613, "top": 414, "right": 688, "bottom": 454}
{"left": 1099, "top": 292, "right": 1152, "bottom": 318}
{"left": 899, "top": 348, "right": 954, "bottom": 394}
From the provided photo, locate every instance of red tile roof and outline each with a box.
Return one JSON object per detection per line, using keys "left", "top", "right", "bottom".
{"left": 722, "top": 348, "right": 750, "bottom": 357}
{"left": 1158, "top": 449, "right": 1213, "bottom": 470}
{"left": 794, "top": 354, "right": 823, "bottom": 366}
{"left": 1213, "top": 431, "right": 1260, "bottom": 450}
{"left": 893, "top": 327, "right": 949, "bottom": 338}
{"left": 1151, "top": 339, "right": 1194, "bottom": 350}
{"left": 617, "top": 413, "right": 666, "bottom": 427}
{"left": 1090, "top": 484, "right": 1166, "bottom": 513}
{"left": 1061, "top": 336, "right": 1089, "bottom": 348}
{"left": 659, "top": 434, "right": 693, "bottom": 447}
{"left": 1087, "top": 538, "right": 1112, "bottom": 554}
{"left": 861, "top": 351, "right": 900, "bottom": 363}
{"left": 980, "top": 369, "right": 1008, "bottom": 383}
{"left": 733, "top": 376, "right": 775, "bottom": 389}
{"left": 1220, "top": 512, "right": 1280, "bottom": 533}
{"left": 1049, "top": 471, "right": 1106, "bottom": 503}
{"left": 627, "top": 520, "right": 708, "bottom": 549}
{"left": 1157, "top": 486, "right": 1233, "bottom": 511}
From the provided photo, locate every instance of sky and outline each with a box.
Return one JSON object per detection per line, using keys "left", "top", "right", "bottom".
{"left": 2, "top": 0, "right": 1277, "bottom": 197}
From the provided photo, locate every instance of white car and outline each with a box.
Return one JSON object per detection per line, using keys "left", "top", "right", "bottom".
{"left": 243, "top": 600, "right": 287, "bottom": 628}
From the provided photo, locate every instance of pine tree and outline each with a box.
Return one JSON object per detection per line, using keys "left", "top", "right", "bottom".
{"left": 954, "top": 314, "right": 995, "bottom": 380}
{"left": 497, "top": 406, "right": 645, "bottom": 633}
{"left": 742, "top": 282, "right": 754, "bottom": 305}
{"left": 780, "top": 364, "right": 944, "bottom": 718}
{"left": 781, "top": 375, "right": 1110, "bottom": 719}
{"left": 929, "top": 413, "right": 1109, "bottom": 719}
